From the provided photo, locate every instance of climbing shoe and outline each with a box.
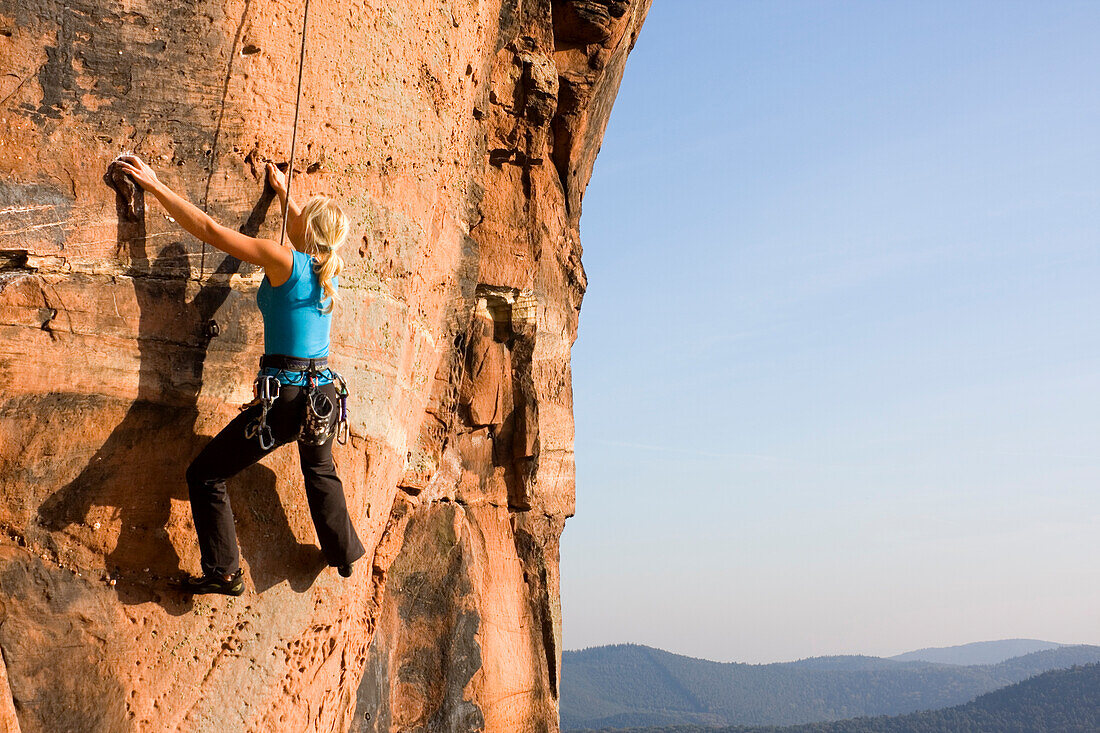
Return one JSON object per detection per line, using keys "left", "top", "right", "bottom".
{"left": 178, "top": 568, "right": 245, "bottom": 596}
{"left": 337, "top": 563, "right": 354, "bottom": 578}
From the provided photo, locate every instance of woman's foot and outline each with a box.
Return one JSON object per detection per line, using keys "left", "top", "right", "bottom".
{"left": 178, "top": 568, "right": 244, "bottom": 596}
{"left": 337, "top": 563, "right": 353, "bottom": 578}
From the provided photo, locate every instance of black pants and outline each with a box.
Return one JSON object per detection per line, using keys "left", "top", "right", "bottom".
{"left": 185, "top": 382, "right": 365, "bottom": 577}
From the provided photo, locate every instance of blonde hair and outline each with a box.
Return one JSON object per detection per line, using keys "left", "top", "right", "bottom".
{"left": 299, "top": 196, "right": 348, "bottom": 314}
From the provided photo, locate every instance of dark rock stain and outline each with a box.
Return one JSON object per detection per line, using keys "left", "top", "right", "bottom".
{"left": 0, "top": 547, "right": 129, "bottom": 732}
{"left": 352, "top": 504, "right": 484, "bottom": 732}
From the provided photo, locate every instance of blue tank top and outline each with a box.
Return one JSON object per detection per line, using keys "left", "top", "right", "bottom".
{"left": 256, "top": 249, "right": 336, "bottom": 384}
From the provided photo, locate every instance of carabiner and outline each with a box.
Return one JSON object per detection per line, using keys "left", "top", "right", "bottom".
{"left": 255, "top": 374, "right": 281, "bottom": 402}
{"left": 257, "top": 424, "right": 276, "bottom": 450}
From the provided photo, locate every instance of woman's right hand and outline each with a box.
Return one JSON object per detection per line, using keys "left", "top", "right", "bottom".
{"left": 115, "top": 155, "right": 161, "bottom": 192}
{"left": 266, "top": 162, "right": 287, "bottom": 196}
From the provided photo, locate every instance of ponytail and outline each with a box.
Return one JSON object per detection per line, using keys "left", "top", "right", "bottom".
{"left": 314, "top": 247, "right": 343, "bottom": 314}
{"left": 299, "top": 196, "right": 349, "bottom": 315}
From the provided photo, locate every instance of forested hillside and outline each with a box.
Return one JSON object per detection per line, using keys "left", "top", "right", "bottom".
{"left": 561, "top": 643, "right": 1100, "bottom": 729}
{"left": 576, "top": 664, "right": 1100, "bottom": 733}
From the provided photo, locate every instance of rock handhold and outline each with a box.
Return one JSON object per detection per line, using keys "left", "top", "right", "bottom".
{"left": 102, "top": 158, "right": 145, "bottom": 222}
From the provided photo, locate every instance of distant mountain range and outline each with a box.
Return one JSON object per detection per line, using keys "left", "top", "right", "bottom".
{"left": 888, "top": 638, "right": 1063, "bottom": 666}
{"left": 560, "top": 642, "right": 1100, "bottom": 730}
{"left": 575, "top": 663, "right": 1100, "bottom": 733}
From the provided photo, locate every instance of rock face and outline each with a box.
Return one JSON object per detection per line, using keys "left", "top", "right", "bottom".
{"left": 0, "top": 1, "right": 648, "bottom": 731}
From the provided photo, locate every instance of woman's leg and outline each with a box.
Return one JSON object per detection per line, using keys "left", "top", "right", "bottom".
{"left": 185, "top": 404, "right": 279, "bottom": 578}
{"left": 297, "top": 385, "right": 366, "bottom": 568}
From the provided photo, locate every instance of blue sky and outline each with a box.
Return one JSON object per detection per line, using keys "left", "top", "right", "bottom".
{"left": 561, "top": 1, "right": 1100, "bottom": 663}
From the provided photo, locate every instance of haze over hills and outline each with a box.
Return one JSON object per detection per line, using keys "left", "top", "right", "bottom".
{"left": 889, "top": 639, "right": 1063, "bottom": 666}
{"left": 560, "top": 643, "right": 1100, "bottom": 730}
{"left": 576, "top": 663, "right": 1100, "bottom": 733}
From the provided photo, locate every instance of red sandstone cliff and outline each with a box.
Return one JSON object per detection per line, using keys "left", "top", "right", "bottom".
{"left": 0, "top": 1, "right": 649, "bottom": 731}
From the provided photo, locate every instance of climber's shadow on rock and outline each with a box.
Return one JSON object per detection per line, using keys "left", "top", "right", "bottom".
{"left": 37, "top": 172, "right": 323, "bottom": 611}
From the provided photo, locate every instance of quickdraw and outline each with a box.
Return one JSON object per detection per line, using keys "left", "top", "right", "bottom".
{"left": 333, "top": 372, "right": 349, "bottom": 445}
{"left": 244, "top": 374, "right": 281, "bottom": 450}
{"left": 296, "top": 365, "right": 350, "bottom": 446}
{"left": 297, "top": 367, "right": 331, "bottom": 446}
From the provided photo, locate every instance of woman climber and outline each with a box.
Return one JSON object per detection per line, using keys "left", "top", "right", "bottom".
{"left": 111, "top": 154, "right": 366, "bottom": 596}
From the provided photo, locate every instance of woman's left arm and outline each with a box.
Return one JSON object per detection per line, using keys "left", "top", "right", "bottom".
{"left": 113, "top": 155, "right": 292, "bottom": 274}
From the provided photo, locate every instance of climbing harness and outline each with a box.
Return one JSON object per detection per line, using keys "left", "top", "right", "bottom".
{"left": 243, "top": 355, "right": 350, "bottom": 448}
{"left": 244, "top": 374, "right": 281, "bottom": 450}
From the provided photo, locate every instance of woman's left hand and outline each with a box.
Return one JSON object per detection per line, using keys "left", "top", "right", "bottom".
{"left": 114, "top": 155, "right": 161, "bottom": 192}
{"left": 266, "top": 162, "right": 288, "bottom": 196}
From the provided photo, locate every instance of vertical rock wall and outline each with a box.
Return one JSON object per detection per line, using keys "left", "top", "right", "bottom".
{"left": 0, "top": 1, "right": 649, "bottom": 731}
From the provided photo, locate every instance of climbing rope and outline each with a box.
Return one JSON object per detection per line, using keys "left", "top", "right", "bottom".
{"left": 279, "top": 0, "right": 311, "bottom": 249}
{"left": 199, "top": 0, "right": 309, "bottom": 276}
